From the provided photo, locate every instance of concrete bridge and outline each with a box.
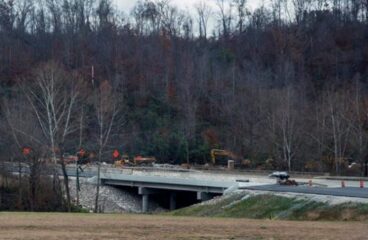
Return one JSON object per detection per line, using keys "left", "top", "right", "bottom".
{"left": 100, "top": 171, "right": 237, "bottom": 212}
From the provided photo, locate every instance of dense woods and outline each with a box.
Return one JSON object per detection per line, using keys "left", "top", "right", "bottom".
{"left": 1, "top": 0, "right": 368, "bottom": 183}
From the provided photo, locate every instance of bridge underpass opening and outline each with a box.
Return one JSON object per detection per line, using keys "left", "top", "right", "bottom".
{"left": 147, "top": 190, "right": 200, "bottom": 210}
{"left": 138, "top": 187, "right": 222, "bottom": 213}
{"left": 111, "top": 186, "right": 220, "bottom": 213}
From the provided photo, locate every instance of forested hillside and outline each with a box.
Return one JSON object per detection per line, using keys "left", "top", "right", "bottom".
{"left": 1, "top": 0, "right": 368, "bottom": 175}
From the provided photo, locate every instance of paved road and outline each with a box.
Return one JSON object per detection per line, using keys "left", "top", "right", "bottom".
{"left": 241, "top": 185, "right": 368, "bottom": 198}
{"left": 5, "top": 162, "right": 368, "bottom": 198}
{"left": 3, "top": 162, "right": 96, "bottom": 178}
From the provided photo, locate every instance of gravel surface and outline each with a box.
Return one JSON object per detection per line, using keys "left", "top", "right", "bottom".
{"left": 222, "top": 189, "right": 368, "bottom": 205}
{"left": 242, "top": 184, "right": 368, "bottom": 199}
{"left": 69, "top": 178, "right": 164, "bottom": 213}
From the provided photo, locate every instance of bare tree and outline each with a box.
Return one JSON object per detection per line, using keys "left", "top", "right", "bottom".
{"left": 216, "top": 0, "right": 234, "bottom": 37}
{"left": 265, "top": 87, "right": 301, "bottom": 171}
{"left": 2, "top": 96, "right": 48, "bottom": 211}
{"left": 93, "top": 79, "right": 122, "bottom": 213}
{"left": 45, "top": 0, "right": 63, "bottom": 33}
{"left": 292, "top": 0, "right": 312, "bottom": 23}
{"left": 195, "top": 1, "right": 212, "bottom": 38}
{"left": 14, "top": 0, "right": 34, "bottom": 33}
{"left": 349, "top": 78, "right": 368, "bottom": 175}
{"left": 324, "top": 89, "right": 353, "bottom": 174}
{"left": 177, "top": 57, "right": 198, "bottom": 164}
{"left": 0, "top": 0, "right": 16, "bottom": 32}
{"left": 22, "top": 62, "right": 81, "bottom": 211}
{"left": 233, "top": 0, "right": 247, "bottom": 33}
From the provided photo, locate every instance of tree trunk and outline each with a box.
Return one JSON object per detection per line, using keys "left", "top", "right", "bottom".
{"left": 186, "top": 140, "right": 190, "bottom": 165}
{"left": 60, "top": 157, "right": 71, "bottom": 212}
{"left": 29, "top": 157, "right": 40, "bottom": 211}
{"left": 76, "top": 164, "right": 80, "bottom": 206}
{"left": 17, "top": 159, "right": 23, "bottom": 210}
{"left": 94, "top": 162, "right": 101, "bottom": 213}
{"left": 94, "top": 150, "right": 102, "bottom": 213}
{"left": 58, "top": 146, "right": 71, "bottom": 212}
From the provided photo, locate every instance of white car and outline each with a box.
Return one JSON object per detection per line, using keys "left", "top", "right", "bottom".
{"left": 269, "top": 171, "right": 290, "bottom": 180}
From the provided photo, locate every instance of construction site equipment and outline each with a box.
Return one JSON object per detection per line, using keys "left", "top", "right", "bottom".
{"left": 63, "top": 154, "right": 78, "bottom": 164}
{"left": 77, "top": 148, "right": 91, "bottom": 165}
{"left": 114, "top": 155, "right": 156, "bottom": 167}
{"left": 133, "top": 156, "right": 156, "bottom": 165}
{"left": 279, "top": 179, "right": 298, "bottom": 186}
{"left": 113, "top": 154, "right": 131, "bottom": 167}
{"left": 210, "top": 149, "right": 240, "bottom": 165}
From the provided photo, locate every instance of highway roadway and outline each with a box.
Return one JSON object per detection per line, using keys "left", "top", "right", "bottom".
{"left": 4, "top": 162, "right": 368, "bottom": 199}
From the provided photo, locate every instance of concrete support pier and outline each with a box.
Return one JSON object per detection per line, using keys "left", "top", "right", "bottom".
{"left": 142, "top": 194, "right": 149, "bottom": 213}
{"left": 139, "top": 187, "right": 153, "bottom": 213}
{"left": 169, "top": 192, "right": 177, "bottom": 210}
{"left": 139, "top": 187, "right": 161, "bottom": 213}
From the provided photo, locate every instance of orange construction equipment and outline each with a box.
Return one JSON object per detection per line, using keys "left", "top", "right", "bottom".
{"left": 114, "top": 153, "right": 130, "bottom": 167}
{"left": 210, "top": 149, "right": 241, "bottom": 166}
{"left": 114, "top": 154, "right": 156, "bottom": 167}
{"left": 133, "top": 156, "right": 156, "bottom": 165}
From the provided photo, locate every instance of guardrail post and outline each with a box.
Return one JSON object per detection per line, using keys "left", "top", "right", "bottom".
{"left": 341, "top": 180, "right": 345, "bottom": 188}
{"left": 360, "top": 180, "right": 364, "bottom": 188}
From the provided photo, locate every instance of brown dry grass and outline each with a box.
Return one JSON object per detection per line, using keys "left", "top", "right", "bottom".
{"left": 0, "top": 212, "right": 367, "bottom": 240}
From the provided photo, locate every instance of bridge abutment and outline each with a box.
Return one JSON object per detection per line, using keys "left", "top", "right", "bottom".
{"left": 197, "top": 192, "right": 213, "bottom": 201}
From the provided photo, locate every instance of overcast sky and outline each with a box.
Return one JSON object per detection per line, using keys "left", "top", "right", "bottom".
{"left": 112, "top": 0, "right": 267, "bottom": 35}
{"left": 112, "top": 0, "right": 264, "bottom": 14}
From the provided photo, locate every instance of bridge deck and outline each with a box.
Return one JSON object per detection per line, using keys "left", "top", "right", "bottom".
{"left": 101, "top": 173, "right": 236, "bottom": 193}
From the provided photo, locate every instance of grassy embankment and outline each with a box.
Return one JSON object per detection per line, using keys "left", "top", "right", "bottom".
{"left": 169, "top": 194, "right": 368, "bottom": 221}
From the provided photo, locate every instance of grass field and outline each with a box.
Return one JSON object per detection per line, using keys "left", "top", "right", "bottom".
{"left": 0, "top": 212, "right": 367, "bottom": 240}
